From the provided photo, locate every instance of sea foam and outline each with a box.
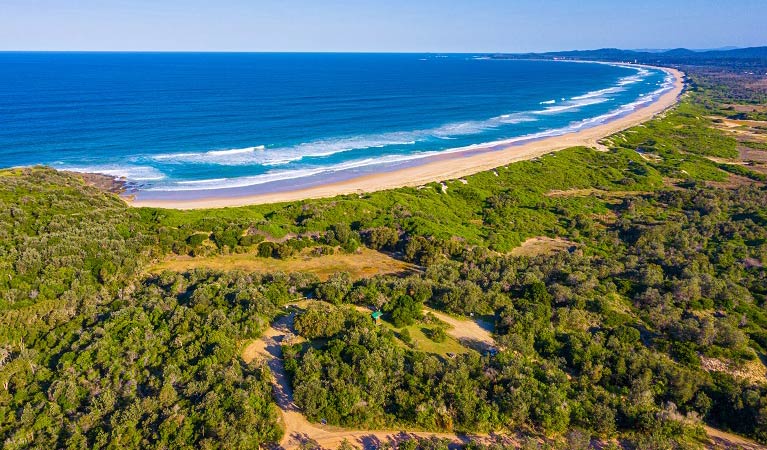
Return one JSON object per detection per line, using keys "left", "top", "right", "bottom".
{"left": 146, "top": 114, "right": 540, "bottom": 168}
{"left": 58, "top": 164, "right": 166, "bottom": 181}
{"left": 142, "top": 65, "right": 656, "bottom": 171}
{"left": 147, "top": 72, "right": 676, "bottom": 194}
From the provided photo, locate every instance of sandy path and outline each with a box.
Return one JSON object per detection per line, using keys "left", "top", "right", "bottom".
{"left": 130, "top": 66, "right": 684, "bottom": 209}
{"left": 244, "top": 304, "right": 757, "bottom": 449}
{"left": 704, "top": 426, "right": 766, "bottom": 449}
{"left": 424, "top": 308, "right": 496, "bottom": 352}
{"left": 243, "top": 309, "right": 511, "bottom": 449}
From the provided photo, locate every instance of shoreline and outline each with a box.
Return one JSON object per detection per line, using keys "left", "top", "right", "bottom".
{"left": 129, "top": 65, "right": 685, "bottom": 210}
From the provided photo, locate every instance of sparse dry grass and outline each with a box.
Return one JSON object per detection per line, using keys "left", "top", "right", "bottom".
{"left": 723, "top": 104, "right": 767, "bottom": 113}
{"left": 545, "top": 188, "right": 651, "bottom": 198}
{"left": 704, "top": 113, "right": 767, "bottom": 184}
{"left": 700, "top": 356, "right": 767, "bottom": 386}
{"left": 706, "top": 173, "right": 757, "bottom": 189}
{"left": 711, "top": 115, "right": 767, "bottom": 142}
{"left": 510, "top": 236, "right": 576, "bottom": 257}
{"left": 740, "top": 146, "right": 767, "bottom": 164}
{"left": 151, "top": 247, "right": 418, "bottom": 281}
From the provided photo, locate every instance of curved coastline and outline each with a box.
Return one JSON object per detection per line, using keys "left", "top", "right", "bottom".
{"left": 128, "top": 65, "right": 685, "bottom": 209}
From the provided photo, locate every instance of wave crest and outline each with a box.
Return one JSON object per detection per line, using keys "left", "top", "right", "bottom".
{"left": 146, "top": 114, "right": 540, "bottom": 167}
{"left": 143, "top": 65, "right": 656, "bottom": 169}
{"left": 57, "top": 164, "right": 166, "bottom": 181}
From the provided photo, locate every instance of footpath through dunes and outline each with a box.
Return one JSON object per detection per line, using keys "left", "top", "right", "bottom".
{"left": 242, "top": 307, "right": 514, "bottom": 449}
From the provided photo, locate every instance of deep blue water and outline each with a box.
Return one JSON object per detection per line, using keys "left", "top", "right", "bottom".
{"left": 0, "top": 53, "right": 672, "bottom": 198}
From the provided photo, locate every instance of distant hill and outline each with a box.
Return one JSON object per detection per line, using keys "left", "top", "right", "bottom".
{"left": 493, "top": 46, "right": 767, "bottom": 68}
{"left": 632, "top": 46, "right": 741, "bottom": 53}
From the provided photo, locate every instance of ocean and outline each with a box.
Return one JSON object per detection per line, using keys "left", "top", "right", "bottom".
{"left": 0, "top": 53, "right": 673, "bottom": 199}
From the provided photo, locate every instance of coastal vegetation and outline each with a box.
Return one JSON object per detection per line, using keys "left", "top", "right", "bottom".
{"left": 2, "top": 62, "right": 767, "bottom": 449}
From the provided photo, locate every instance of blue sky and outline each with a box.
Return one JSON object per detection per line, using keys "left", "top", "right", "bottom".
{"left": 1, "top": 0, "right": 765, "bottom": 52}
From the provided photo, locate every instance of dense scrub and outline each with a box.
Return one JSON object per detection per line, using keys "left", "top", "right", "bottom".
{"left": 21, "top": 271, "right": 285, "bottom": 448}
{"left": 0, "top": 171, "right": 290, "bottom": 448}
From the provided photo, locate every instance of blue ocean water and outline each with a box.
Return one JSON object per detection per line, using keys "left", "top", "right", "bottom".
{"left": 0, "top": 53, "right": 672, "bottom": 198}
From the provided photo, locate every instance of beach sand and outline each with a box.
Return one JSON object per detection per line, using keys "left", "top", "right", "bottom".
{"left": 129, "top": 66, "right": 685, "bottom": 210}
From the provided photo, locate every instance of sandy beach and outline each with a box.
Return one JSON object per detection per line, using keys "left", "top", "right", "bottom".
{"left": 129, "top": 66, "right": 685, "bottom": 210}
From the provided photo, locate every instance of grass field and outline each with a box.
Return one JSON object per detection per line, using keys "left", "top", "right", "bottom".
{"left": 387, "top": 322, "right": 471, "bottom": 356}
{"left": 365, "top": 306, "right": 496, "bottom": 356}
{"left": 150, "top": 246, "right": 418, "bottom": 281}
{"left": 510, "top": 236, "right": 576, "bottom": 257}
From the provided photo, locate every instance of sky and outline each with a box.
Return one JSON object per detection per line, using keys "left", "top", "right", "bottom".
{"left": 1, "top": 0, "right": 765, "bottom": 52}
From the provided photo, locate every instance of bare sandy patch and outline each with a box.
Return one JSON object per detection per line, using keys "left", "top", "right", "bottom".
{"left": 705, "top": 156, "right": 750, "bottom": 165}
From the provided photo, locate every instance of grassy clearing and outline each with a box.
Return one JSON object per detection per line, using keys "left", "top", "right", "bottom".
{"left": 355, "top": 304, "right": 481, "bottom": 356}
{"left": 510, "top": 236, "right": 576, "bottom": 257}
{"left": 383, "top": 321, "right": 471, "bottom": 356}
{"left": 150, "top": 246, "right": 417, "bottom": 281}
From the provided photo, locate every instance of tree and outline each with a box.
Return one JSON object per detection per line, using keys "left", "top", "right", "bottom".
{"left": 187, "top": 233, "right": 207, "bottom": 247}
{"left": 387, "top": 295, "right": 422, "bottom": 328}
{"left": 426, "top": 327, "right": 447, "bottom": 343}
{"left": 315, "top": 272, "right": 352, "bottom": 304}
{"left": 365, "top": 227, "right": 399, "bottom": 250}
{"left": 211, "top": 226, "right": 240, "bottom": 250}
{"left": 294, "top": 304, "right": 346, "bottom": 339}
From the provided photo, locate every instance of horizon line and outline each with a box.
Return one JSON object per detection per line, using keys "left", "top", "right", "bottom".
{"left": 2, "top": 49, "right": 580, "bottom": 55}
{"left": 0, "top": 45, "right": 761, "bottom": 55}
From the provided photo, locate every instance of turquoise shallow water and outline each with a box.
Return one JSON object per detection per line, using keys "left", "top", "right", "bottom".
{"left": 0, "top": 53, "right": 672, "bottom": 198}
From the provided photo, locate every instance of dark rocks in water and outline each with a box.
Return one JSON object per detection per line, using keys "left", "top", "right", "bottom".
{"left": 64, "top": 171, "right": 141, "bottom": 195}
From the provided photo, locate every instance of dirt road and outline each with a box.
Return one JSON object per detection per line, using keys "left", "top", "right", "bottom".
{"left": 243, "top": 306, "right": 762, "bottom": 449}
{"left": 704, "top": 426, "right": 766, "bottom": 450}
{"left": 242, "top": 310, "right": 511, "bottom": 449}
{"left": 424, "top": 308, "right": 496, "bottom": 353}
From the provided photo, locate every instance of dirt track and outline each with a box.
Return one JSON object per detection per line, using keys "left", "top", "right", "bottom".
{"left": 704, "top": 426, "right": 766, "bottom": 449}
{"left": 243, "top": 306, "right": 764, "bottom": 449}
{"left": 424, "top": 308, "right": 496, "bottom": 352}
{"left": 242, "top": 311, "right": 510, "bottom": 449}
